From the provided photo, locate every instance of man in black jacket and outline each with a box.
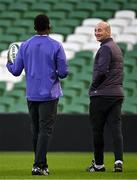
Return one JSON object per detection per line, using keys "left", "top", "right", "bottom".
{"left": 87, "top": 21, "right": 124, "bottom": 173}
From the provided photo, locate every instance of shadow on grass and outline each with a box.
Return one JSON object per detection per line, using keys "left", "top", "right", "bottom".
{"left": 0, "top": 168, "right": 113, "bottom": 179}
{"left": 0, "top": 167, "right": 137, "bottom": 179}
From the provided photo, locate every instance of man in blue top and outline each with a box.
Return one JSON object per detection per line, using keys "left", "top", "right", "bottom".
{"left": 87, "top": 21, "right": 124, "bottom": 173}
{"left": 7, "top": 14, "right": 69, "bottom": 176}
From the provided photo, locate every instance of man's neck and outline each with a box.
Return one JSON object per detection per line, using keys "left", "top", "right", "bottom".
{"left": 37, "top": 30, "right": 49, "bottom": 35}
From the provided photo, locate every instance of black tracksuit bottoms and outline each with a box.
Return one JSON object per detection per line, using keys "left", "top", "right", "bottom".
{"left": 27, "top": 99, "right": 58, "bottom": 168}
{"left": 89, "top": 96, "right": 123, "bottom": 165}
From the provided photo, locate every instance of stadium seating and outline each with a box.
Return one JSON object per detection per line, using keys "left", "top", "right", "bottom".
{"left": 49, "top": 34, "right": 64, "bottom": 42}
{"left": 6, "top": 27, "right": 27, "bottom": 37}
{"left": 0, "top": 81, "right": 6, "bottom": 96}
{"left": 39, "top": 0, "right": 60, "bottom": 5}
{"left": 0, "top": 0, "right": 137, "bottom": 114}
{"left": 82, "top": 18, "right": 103, "bottom": 26}
{"left": 53, "top": 3, "right": 74, "bottom": 12}
{"left": 68, "top": 57, "right": 87, "bottom": 72}
{"left": 0, "top": 11, "right": 21, "bottom": 21}
{"left": 107, "top": 0, "right": 128, "bottom": 6}
{"left": 59, "top": 19, "right": 81, "bottom": 29}
{"left": 133, "top": 43, "right": 137, "bottom": 50}
{"left": 74, "top": 26, "right": 94, "bottom": 37}
{"left": 0, "top": 96, "right": 15, "bottom": 112}
{"left": 0, "top": 0, "right": 16, "bottom": 5}
{"left": 117, "top": 42, "right": 128, "bottom": 55}
{"left": 115, "top": 34, "right": 137, "bottom": 50}
{"left": 62, "top": 42, "right": 82, "bottom": 52}
{"left": 19, "top": 0, "right": 35, "bottom": 5}
{"left": 0, "top": 3, "right": 7, "bottom": 11}
{"left": 68, "top": 11, "right": 90, "bottom": 20}
{"left": 75, "top": 2, "right": 97, "bottom": 12}
{"left": 122, "top": 3, "right": 137, "bottom": 13}
{"left": 66, "top": 34, "right": 89, "bottom": 45}
{"left": 53, "top": 26, "right": 73, "bottom": 37}
{"left": 8, "top": 3, "right": 29, "bottom": 12}
{"left": 13, "top": 79, "right": 26, "bottom": 91}
{"left": 82, "top": 42, "right": 100, "bottom": 54}
{"left": 0, "top": 34, "right": 17, "bottom": 44}
{"left": 87, "top": 0, "right": 105, "bottom": 6}
{"left": 92, "top": 10, "right": 114, "bottom": 20}
{"left": 111, "top": 26, "right": 123, "bottom": 39}
{"left": 14, "top": 19, "right": 33, "bottom": 29}
{"left": 122, "top": 101, "right": 137, "bottom": 114}
{"left": 9, "top": 102, "right": 28, "bottom": 113}
{"left": 74, "top": 51, "right": 93, "bottom": 67}
{"left": 123, "top": 26, "right": 137, "bottom": 36}
{"left": 64, "top": 49, "right": 75, "bottom": 60}
{"left": 124, "top": 57, "right": 136, "bottom": 77}
{"left": 4, "top": 89, "right": 25, "bottom": 101}
{"left": 30, "top": 2, "right": 51, "bottom": 12}
{"left": 0, "top": 19, "right": 11, "bottom": 30}
{"left": 131, "top": 18, "right": 137, "bottom": 26}
{"left": 107, "top": 18, "right": 129, "bottom": 29}
{"left": 48, "top": 11, "right": 67, "bottom": 21}
{"left": 114, "top": 10, "right": 136, "bottom": 20}
{"left": 0, "top": 104, "right": 6, "bottom": 113}
{"left": 124, "top": 50, "right": 137, "bottom": 61}
{"left": 23, "top": 11, "right": 44, "bottom": 20}
{"left": 99, "top": 2, "right": 121, "bottom": 12}
{"left": 0, "top": 43, "right": 9, "bottom": 51}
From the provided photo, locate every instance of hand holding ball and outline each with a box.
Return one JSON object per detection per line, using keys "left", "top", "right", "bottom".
{"left": 8, "top": 43, "right": 19, "bottom": 63}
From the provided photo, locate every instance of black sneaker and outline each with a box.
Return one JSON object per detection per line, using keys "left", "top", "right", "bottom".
{"left": 114, "top": 163, "right": 123, "bottom": 172}
{"left": 86, "top": 160, "right": 105, "bottom": 172}
{"left": 32, "top": 167, "right": 43, "bottom": 175}
{"left": 32, "top": 166, "right": 49, "bottom": 176}
{"left": 42, "top": 167, "right": 49, "bottom": 175}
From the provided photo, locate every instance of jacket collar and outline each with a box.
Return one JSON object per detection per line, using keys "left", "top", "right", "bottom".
{"left": 100, "top": 38, "right": 113, "bottom": 46}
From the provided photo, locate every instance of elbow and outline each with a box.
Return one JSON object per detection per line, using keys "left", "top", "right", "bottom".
{"left": 58, "top": 71, "right": 69, "bottom": 79}
{"left": 6, "top": 64, "right": 21, "bottom": 76}
{"left": 59, "top": 73, "right": 68, "bottom": 79}
{"left": 12, "top": 72, "right": 21, "bottom": 76}
{"left": 10, "top": 70, "right": 21, "bottom": 76}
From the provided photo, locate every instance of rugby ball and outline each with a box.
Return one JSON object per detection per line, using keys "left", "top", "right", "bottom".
{"left": 8, "top": 43, "right": 20, "bottom": 62}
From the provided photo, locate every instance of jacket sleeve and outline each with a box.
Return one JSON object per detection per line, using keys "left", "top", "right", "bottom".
{"left": 55, "top": 44, "right": 69, "bottom": 79}
{"left": 6, "top": 45, "right": 24, "bottom": 76}
{"left": 91, "top": 45, "right": 111, "bottom": 89}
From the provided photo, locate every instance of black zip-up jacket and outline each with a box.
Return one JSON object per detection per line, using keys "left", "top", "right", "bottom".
{"left": 89, "top": 38, "right": 124, "bottom": 97}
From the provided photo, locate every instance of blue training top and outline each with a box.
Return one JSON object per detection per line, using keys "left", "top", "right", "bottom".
{"left": 6, "top": 35, "right": 69, "bottom": 101}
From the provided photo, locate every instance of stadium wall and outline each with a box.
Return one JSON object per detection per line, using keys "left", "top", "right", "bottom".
{"left": 0, "top": 114, "right": 137, "bottom": 152}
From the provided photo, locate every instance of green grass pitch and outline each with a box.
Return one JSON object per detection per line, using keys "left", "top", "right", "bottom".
{"left": 0, "top": 152, "right": 137, "bottom": 179}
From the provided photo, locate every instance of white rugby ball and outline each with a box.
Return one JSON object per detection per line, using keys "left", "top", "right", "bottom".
{"left": 8, "top": 43, "right": 20, "bottom": 62}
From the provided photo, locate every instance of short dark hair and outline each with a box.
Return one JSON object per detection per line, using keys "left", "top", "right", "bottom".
{"left": 34, "top": 14, "right": 50, "bottom": 31}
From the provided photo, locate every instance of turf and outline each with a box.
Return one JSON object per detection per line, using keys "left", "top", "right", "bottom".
{"left": 0, "top": 152, "right": 137, "bottom": 179}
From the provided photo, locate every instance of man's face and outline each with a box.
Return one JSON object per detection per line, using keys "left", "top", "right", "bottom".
{"left": 95, "top": 23, "right": 110, "bottom": 42}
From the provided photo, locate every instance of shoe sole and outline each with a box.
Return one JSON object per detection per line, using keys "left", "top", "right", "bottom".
{"left": 114, "top": 169, "right": 122, "bottom": 172}
{"left": 32, "top": 172, "right": 42, "bottom": 175}
{"left": 87, "top": 168, "right": 106, "bottom": 172}
{"left": 32, "top": 171, "right": 49, "bottom": 176}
